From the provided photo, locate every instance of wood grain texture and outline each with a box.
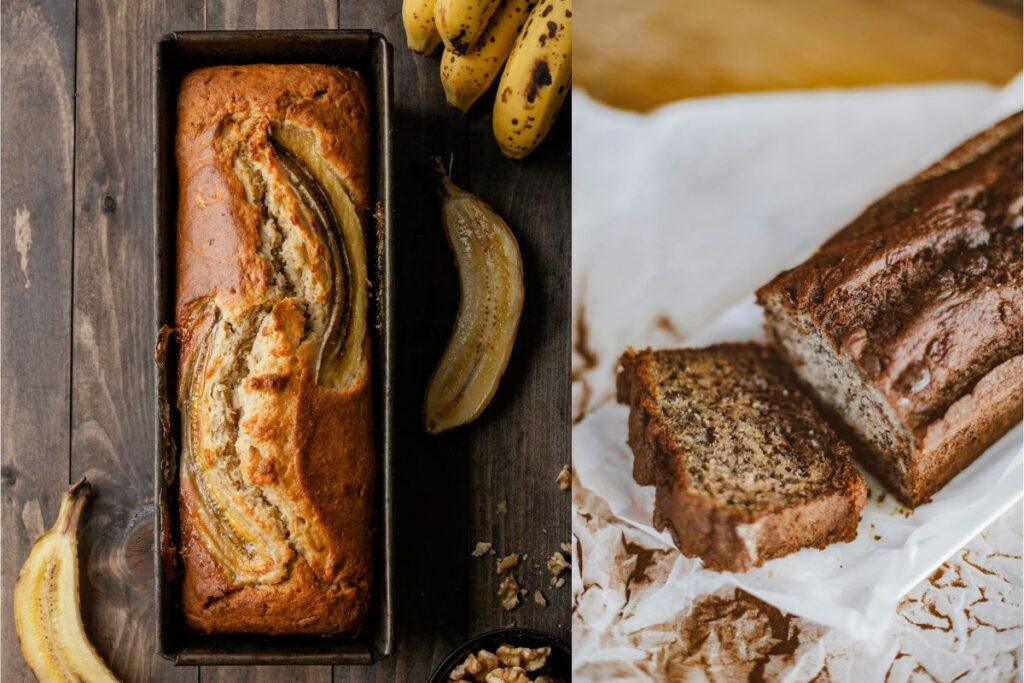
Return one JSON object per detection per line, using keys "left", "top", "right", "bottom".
{"left": 577, "top": 0, "right": 1023, "bottom": 111}
{"left": 0, "top": 1, "right": 76, "bottom": 682}
{"left": 0, "top": 1, "right": 570, "bottom": 681}
{"left": 70, "top": 1, "right": 203, "bottom": 682}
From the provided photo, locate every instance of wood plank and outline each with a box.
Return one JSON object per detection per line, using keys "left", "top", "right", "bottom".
{"left": 0, "top": 1, "right": 76, "bottom": 681}
{"left": 197, "top": 1, "right": 338, "bottom": 680}
{"left": 465, "top": 97, "right": 572, "bottom": 640}
{"left": 206, "top": 0, "right": 337, "bottom": 29}
{"left": 577, "top": 0, "right": 1024, "bottom": 111}
{"left": 70, "top": 1, "right": 203, "bottom": 681}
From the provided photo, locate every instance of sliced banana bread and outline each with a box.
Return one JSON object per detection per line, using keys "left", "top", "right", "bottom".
{"left": 757, "top": 112, "right": 1023, "bottom": 507}
{"left": 617, "top": 343, "right": 867, "bottom": 572}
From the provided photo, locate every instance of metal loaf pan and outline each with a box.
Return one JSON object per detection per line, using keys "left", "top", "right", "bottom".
{"left": 153, "top": 30, "right": 394, "bottom": 665}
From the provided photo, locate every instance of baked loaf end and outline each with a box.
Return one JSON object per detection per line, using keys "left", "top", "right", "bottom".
{"left": 175, "top": 64, "right": 374, "bottom": 635}
{"left": 757, "top": 112, "right": 1023, "bottom": 507}
{"left": 617, "top": 344, "right": 867, "bottom": 573}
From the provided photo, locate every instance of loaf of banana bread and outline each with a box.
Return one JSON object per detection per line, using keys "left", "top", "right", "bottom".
{"left": 758, "top": 112, "right": 1023, "bottom": 507}
{"left": 175, "top": 64, "right": 374, "bottom": 635}
{"left": 617, "top": 344, "right": 867, "bottom": 572}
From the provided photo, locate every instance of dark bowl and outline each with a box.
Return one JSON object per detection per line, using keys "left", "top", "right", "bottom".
{"left": 428, "top": 628, "right": 570, "bottom": 682}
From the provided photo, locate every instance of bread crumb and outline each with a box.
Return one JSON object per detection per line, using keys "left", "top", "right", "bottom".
{"left": 498, "top": 575, "right": 520, "bottom": 610}
{"left": 555, "top": 464, "right": 571, "bottom": 490}
{"left": 547, "top": 551, "right": 569, "bottom": 585}
{"left": 471, "top": 542, "right": 493, "bottom": 557}
{"left": 533, "top": 590, "right": 547, "bottom": 607}
{"left": 497, "top": 552, "right": 520, "bottom": 573}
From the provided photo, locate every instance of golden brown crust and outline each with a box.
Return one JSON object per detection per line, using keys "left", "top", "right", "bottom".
{"left": 618, "top": 345, "right": 867, "bottom": 573}
{"left": 175, "top": 64, "right": 374, "bottom": 635}
{"left": 757, "top": 112, "right": 1023, "bottom": 506}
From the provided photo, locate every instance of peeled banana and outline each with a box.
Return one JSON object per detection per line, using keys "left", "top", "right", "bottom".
{"left": 424, "top": 160, "right": 524, "bottom": 434}
{"left": 403, "top": 0, "right": 442, "bottom": 55}
{"left": 440, "top": 0, "right": 537, "bottom": 112}
{"left": 14, "top": 478, "right": 120, "bottom": 683}
{"left": 435, "top": 0, "right": 502, "bottom": 55}
{"left": 493, "top": 0, "right": 572, "bottom": 159}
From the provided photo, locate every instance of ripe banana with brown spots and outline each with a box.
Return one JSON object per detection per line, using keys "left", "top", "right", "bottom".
{"left": 13, "top": 478, "right": 120, "bottom": 683}
{"left": 435, "top": 0, "right": 502, "bottom": 55}
{"left": 440, "top": 0, "right": 537, "bottom": 112}
{"left": 492, "top": 0, "right": 571, "bottom": 159}
{"left": 403, "top": 0, "right": 442, "bottom": 54}
{"left": 424, "top": 160, "right": 524, "bottom": 434}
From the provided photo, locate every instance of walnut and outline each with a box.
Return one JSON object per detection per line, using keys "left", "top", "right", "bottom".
{"left": 449, "top": 649, "right": 500, "bottom": 681}
{"left": 498, "top": 575, "right": 520, "bottom": 610}
{"left": 471, "top": 542, "right": 493, "bottom": 557}
{"left": 555, "top": 464, "right": 571, "bottom": 490}
{"left": 497, "top": 500, "right": 508, "bottom": 514}
{"left": 547, "top": 551, "right": 570, "bottom": 585}
{"left": 485, "top": 667, "right": 531, "bottom": 683}
{"left": 560, "top": 542, "right": 571, "bottom": 554}
{"left": 497, "top": 644, "right": 551, "bottom": 671}
{"left": 533, "top": 591, "right": 547, "bottom": 607}
{"left": 449, "top": 653, "right": 483, "bottom": 680}
{"left": 554, "top": 577, "right": 565, "bottom": 589}
{"left": 497, "top": 552, "right": 520, "bottom": 573}
{"left": 476, "top": 649, "right": 499, "bottom": 672}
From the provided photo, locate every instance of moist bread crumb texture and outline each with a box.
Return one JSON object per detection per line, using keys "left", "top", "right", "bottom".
{"left": 175, "top": 64, "right": 374, "bottom": 635}
{"left": 757, "top": 112, "right": 1023, "bottom": 507}
{"left": 617, "top": 344, "right": 867, "bottom": 572}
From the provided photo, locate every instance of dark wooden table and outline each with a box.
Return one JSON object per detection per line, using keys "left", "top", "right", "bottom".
{"left": 1, "top": 1, "right": 570, "bottom": 680}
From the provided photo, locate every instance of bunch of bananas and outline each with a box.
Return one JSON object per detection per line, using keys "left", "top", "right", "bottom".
{"left": 403, "top": 0, "right": 572, "bottom": 159}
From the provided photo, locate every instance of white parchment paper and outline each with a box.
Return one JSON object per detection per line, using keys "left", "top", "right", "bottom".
{"left": 574, "top": 296, "right": 1023, "bottom": 643}
{"left": 571, "top": 76, "right": 1024, "bottom": 678}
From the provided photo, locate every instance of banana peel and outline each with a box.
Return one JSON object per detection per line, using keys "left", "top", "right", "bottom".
{"left": 424, "top": 160, "right": 524, "bottom": 434}
{"left": 13, "top": 478, "right": 120, "bottom": 683}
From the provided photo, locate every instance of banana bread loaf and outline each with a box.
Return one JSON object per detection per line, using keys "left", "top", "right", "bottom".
{"left": 175, "top": 64, "right": 374, "bottom": 635}
{"left": 757, "top": 112, "right": 1023, "bottom": 507}
{"left": 617, "top": 344, "right": 867, "bottom": 572}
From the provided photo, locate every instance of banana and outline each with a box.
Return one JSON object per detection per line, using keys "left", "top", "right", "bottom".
{"left": 435, "top": 0, "right": 502, "bottom": 55}
{"left": 403, "top": 0, "right": 442, "bottom": 55}
{"left": 424, "top": 160, "right": 524, "bottom": 434}
{"left": 440, "top": 0, "right": 537, "bottom": 112}
{"left": 14, "top": 478, "right": 120, "bottom": 683}
{"left": 492, "top": 0, "right": 571, "bottom": 159}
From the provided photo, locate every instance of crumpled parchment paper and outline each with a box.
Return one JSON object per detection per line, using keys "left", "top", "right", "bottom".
{"left": 571, "top": 76, "right": 1023, "bottom": 681}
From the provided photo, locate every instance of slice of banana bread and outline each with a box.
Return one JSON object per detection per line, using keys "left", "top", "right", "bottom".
{"left": 617, "top": 343, "right": 867, "bottom": 572}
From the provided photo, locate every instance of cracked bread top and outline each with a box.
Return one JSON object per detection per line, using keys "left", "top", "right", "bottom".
{"left": 618, "top": 344, "right": 862, "bottom": 515}
{"left": 174, "top": 64, "right": 374, "bottom": 635}
{"left": 757, "top": 112, "right": 1023, "bottom": 438}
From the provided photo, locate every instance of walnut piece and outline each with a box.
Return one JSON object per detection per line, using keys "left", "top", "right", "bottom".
{"left": 547, "top": 551, "right": 570, "bottom": 585}
{"left": 497, "top": 645, "right": 551, "bottom": 671}
{"left": 498, "top": 575, "right": 520, "bottom": 610}
{"left": 450, "top": 644, "right": 555, "bottom": 682}
{"left": 533, "top": 591, "right": 547, "bottom": 607}
{"left": 485, "top": 668, "right": 531, "bottom": 683}
{"left": 449, "top": 652, "right": 483, "bottom": 680}
{"left": 497, "top": 552, "right": 520, "bottom": 573}
{"left": 555, "top": 464, "right": 571, "bottom": 490}
{"left": 471, "top": 542, "right": 493, "bottom": 557}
